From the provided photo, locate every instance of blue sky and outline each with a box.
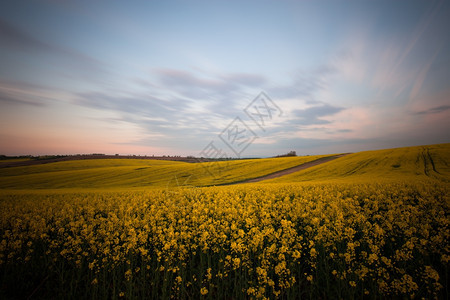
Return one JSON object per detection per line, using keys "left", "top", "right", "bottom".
{"left": 0, "top": 0, "right": 449, "bottom": 157}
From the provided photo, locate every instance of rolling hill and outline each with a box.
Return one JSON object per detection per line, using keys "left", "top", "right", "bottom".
{"left": 0, "top": 155, "right": 330, "bottom": 190}
{"left": 0, "top": 143, "right": 448, "bottom": 191}
{"left": 268, "top": 143, "right": 450, "bottom": 183}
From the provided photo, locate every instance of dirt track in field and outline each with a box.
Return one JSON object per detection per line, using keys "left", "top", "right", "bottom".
{"left": 228, "top": 153, "right": 350, "bottom": 184}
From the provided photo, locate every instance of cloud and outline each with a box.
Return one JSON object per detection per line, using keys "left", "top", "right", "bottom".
{"left": 383, "top": 1, "right": 444, "bottom": 93}
{"left": 157, "top": 69, "right": 235, "bottom": 94}
{"left": 151, "top": 67, "right": 345, "bottom": 142}
{"left": 269, "top": 75, "right": 327, "bottom": 101}
{"left": 289, "top": 104, "right": 344, "bottom": 126}
{"left": 0, "top": 79, "right": 61, "bottom": 107}
{"left": 0, "top": 18, "right": 107, "bottom": 77}
{"left": 364, "top": 2, "right": 447, "bottom": 100}
{"left": 74, "top": 91, "right": 195, "bottom": 131}
{"left": 337, "top": 129, "right": 353, "bottom": 133}
{"left": 414, "top": 105, "right": 450, "bottom": 115}
{"left": 156, "top": 70, "right": 267, "bottom": 95}
{"left": 72, "top": 69, "right": 272, "bottom": 154}
{"left": 0, "top": 18, "right": 51, "bottom": 51}
{"left": 266, "top": 64, "right": 338, "bottom": 104}
{"left": 409, "top": 44, "right": 442, "bottom": 100}
{"left": 74, "top": 88, "right": 228, "bottom": 145}
{"left": 155, "top": 69, "right": 263, "bottom": 105}
{"left": 76, "top": 91, "right": 180, "bottom": 115}
{"left": 0, "top": 90, "right": 43, "bottom": 107}
{"left": 221, "top": 73, "right": 267, "bottom": 87}
{"left": 154, "top": 69, "right": 269, "bottom": 120}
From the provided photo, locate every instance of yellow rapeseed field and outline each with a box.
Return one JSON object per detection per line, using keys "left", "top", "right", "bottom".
{"left": 271, "top": 144, "right": 450, "bottom": 184}
{"left": 0, "top": 155, "right": 329, "bottom": 190}
{"left": 0, "top": 144, "right": 449, "bottom": 299}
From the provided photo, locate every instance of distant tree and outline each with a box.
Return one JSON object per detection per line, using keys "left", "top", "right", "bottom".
{"left": 275, "top": 151, "right": 297, "bottom": 158}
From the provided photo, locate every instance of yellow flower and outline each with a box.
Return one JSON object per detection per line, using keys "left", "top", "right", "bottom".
{"left": 247, "top": 287, "right": 256, "bottom": 295}
{"left": 424, "top": 266, "right": 439, "bottom": 282}
{"left": 233, "top": 257, "right": 241, "bottom": 268}
{"left": 125, "top": 269, "right": 132, "bottom": 280}
{"left": 293, "top": 250, "right": 301, "bottom": 259}
{"left": 200, "top": 287, "right": 208, "bottom": 295}
{"left": 206, "top": 268, "right": 212, "bottom": 280}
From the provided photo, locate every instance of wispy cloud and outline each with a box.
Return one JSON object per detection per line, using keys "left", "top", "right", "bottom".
{"left": 268, "top": 66, "right": 337, "bottom": 102}
{"left": 156, "top": 69, "right": 262, "bottom": 99}
{"left": 0, "top": 79, "right": 65, "bottom": 107}
{"left": 0, "top": 91, "right": 43, "bottom": 107}
{"left": 74, "top": 85, "right": 227, "bottom": 147}
{"left": 72, "top": 68, "right": 322, "bottom": 154}
{"left": 0, "top": 18, "right": 107, "bottom": 78}
{"left": 0, "top": 18, "right": 52, "bottom": 52}
{"left": 413, "top": 105, "right": 450, "bottom": 115}
{"left": 289, "top": 104, "right": 344, "bottom": 126}
{"left": 382, "top": 1, "right": 444, "bottom": 94}
{"left": 221, "top": 73, "right": 267, "bottom": 87}
{"left": 409, "top": 44, "right": 442, "bottom": 100}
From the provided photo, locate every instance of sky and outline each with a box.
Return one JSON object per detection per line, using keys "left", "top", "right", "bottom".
{"left": 0, "top": 0, "right": 449, "bottom": 157}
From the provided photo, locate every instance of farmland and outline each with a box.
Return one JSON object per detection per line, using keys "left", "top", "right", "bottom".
{"left": 0, "top": 154, "right": 331, "bottom": 190}
{"left": 270, "top": 144, "right": 450, "bottom": 184}
{"left": 0, "top": 144, "right": 449, "bottom": 299}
